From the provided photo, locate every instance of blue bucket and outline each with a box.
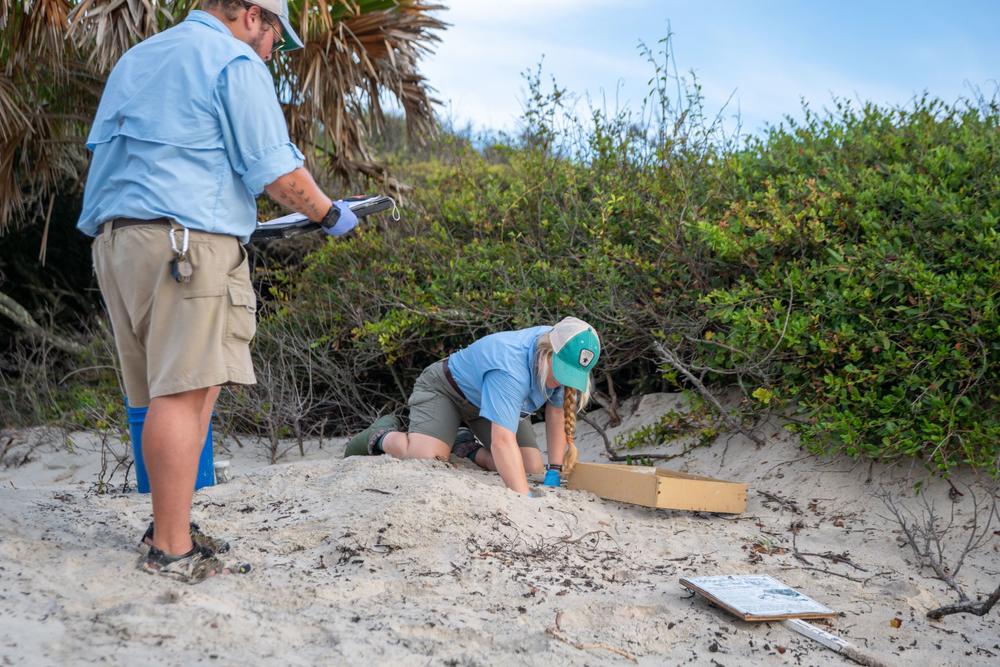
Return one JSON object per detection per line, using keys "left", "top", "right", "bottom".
{"left": 126, "top": 401, "right": 215, "bottom": 493}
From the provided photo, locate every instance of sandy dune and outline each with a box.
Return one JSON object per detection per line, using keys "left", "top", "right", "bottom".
{"left": 1, "top": 393, "right": 997, "bottom": 665}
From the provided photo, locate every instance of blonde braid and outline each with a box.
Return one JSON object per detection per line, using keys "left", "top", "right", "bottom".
{"left": 563, "top": 387, "right": 579, "bottom": 474}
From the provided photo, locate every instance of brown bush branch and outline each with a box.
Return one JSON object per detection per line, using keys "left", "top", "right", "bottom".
{"left": 879, "top": 486, "right": 999, "bottom": 619}
{"left": 652, "top": 341, "right": 766, "bottom": 447}
{"left": 0, "top": 290, "right": 86, "bottom": 356}
{"left": 927, "top": 583, "right": 1000, "bottom": 620}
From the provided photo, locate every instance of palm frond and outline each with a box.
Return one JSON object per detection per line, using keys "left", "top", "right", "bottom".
{"left": 0, "top": 57, "right": 94, "bottom": 231}
{"left": 68, "top": 0, "right": 164, "bottom": 73}
{"left": 1, "top": 0, "right": 448, "bottom": 234}
{"left": 2, "top": 0, "right": 73, "bottom": 69}
{"left": 285, "top": 1, "right": 446, "bottom": 188}
{"left": 0, "top": 73, "right": 29, "bottom": 139}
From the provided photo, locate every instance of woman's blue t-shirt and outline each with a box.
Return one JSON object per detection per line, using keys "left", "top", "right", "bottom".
{"left": 447, "top": 326, "right": 565, "bottom": 432}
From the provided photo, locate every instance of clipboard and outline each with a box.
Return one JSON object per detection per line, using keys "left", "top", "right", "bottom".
{"left": 252, "top": 194, "right": 395, "bottom": 241}
{"left": 680, "top": 574, "right": 836, "bottom": 621}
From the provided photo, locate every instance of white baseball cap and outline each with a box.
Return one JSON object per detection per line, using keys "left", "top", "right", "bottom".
{"left": 245, "top": 0, "right": 303, "bottom": 51}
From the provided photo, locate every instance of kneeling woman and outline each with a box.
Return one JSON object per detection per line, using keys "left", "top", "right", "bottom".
{"left": 345, "top": 317, "right": 600, "bottom": 494}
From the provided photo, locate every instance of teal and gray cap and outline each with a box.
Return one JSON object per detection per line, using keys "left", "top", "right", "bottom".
{"left": 549, "top": 316, "right": 601, "bottom": 392}
{"left": 246, "top": 0, "right": 304, "bottom": 51}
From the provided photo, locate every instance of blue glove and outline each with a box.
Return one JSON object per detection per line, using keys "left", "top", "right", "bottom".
{"left": 543, "top": 469, "right": 561, "bottom": 487}
{"left": 321, "top": 200, "right": 359, "bottom": 237}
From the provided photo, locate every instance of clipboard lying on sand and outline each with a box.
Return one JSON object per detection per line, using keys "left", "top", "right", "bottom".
{"left": 680, "top": 575, "right": 887, "bottom": 666}
{"left": 680, "top": 574, "right": 835, "bottom": 621}
{"left": 252, "top": 194, "right": 395, "bottom": 241}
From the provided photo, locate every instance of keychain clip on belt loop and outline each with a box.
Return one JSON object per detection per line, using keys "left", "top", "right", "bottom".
{"left": 168, "top": 224, "right": 193, "bottom": 283}
{"left": 169, "top": 225, "right": 189, "bottom": 257}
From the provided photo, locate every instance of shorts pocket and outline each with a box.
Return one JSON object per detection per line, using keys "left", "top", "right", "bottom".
{"left": 226, "top": 282, "right": 257, "bottom": 342}
{"left": 179, "top": 240, "right": 228, "bottom": 298}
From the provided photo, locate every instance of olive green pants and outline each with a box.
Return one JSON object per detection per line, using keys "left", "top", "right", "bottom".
{"left": 407, "top": 360, "right": 539, "bottom": 450}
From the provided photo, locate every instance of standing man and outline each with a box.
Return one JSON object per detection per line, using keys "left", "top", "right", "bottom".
{"left": 77, "top": 0, "right": 357, "bottom": 582}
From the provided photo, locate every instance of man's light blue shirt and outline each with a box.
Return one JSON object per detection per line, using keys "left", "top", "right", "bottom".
{"left": 448, "top": 326, "right": 565, "bottom": 433}
{"left": 77, "top": 11, "right": 304, "bottom": 243}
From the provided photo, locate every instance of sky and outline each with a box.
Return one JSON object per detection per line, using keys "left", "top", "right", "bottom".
{"left": 418, "top": 1, "right": 1000, "bottom": 139}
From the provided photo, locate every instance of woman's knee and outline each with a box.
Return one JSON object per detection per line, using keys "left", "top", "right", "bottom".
{"left": 400, "top": 432, "right": 451, "bottom": 460}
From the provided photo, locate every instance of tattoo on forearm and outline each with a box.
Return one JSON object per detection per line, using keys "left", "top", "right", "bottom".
{"left": 271, "top": 172, "right": 326, "bottom": 221}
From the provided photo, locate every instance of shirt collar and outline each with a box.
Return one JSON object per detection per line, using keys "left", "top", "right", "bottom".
{"left": 185, "top": 9, "right": 232, "bottom": 36}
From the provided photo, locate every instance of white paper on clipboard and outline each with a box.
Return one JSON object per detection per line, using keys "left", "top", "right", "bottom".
{"left": 680, "top": 574, "right": 835, "bottom": 621}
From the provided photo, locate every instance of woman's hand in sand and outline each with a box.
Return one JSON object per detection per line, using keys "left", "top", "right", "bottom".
{"left": 490, "top": 423, "right": 530, "bottom": 494}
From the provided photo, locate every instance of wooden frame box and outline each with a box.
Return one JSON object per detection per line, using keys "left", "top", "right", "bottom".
{"left": 567, "top": 463, "right": 747, "bottom": 513}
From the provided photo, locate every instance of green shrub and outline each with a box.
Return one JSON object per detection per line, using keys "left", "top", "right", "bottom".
{"left": 696, "top": 99, "right": 999, "bottom": 472}
{"left": 263, "top": 76, "right": 998, "bottom": 475}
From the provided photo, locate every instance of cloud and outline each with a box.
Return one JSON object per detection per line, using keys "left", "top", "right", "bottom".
{"left": 437, "top": 0, "right": 642, "bottom": 24}
{"left": 420, "top": 2, "right": 1000, "bottom": 135}
{"left": 696, "top": 56, "right": 939, "bottom": 136}
{"left": 422, "top": 21, "right": 650, "bottom": 131}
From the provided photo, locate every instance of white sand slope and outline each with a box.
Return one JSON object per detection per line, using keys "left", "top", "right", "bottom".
{"left": 1, "top": 393, "right": 997, "bottom": 666}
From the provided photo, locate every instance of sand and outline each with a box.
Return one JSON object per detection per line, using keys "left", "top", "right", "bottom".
{"left": 1, "top": 393, "right": 997, "bottom": 666}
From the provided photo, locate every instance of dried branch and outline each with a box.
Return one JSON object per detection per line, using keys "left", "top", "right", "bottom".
{"left": 757, "top": 490, "right": 802, "bottom": 514}
{"left": 577, "top": 412, "right": 704, "bottom": 463}
{"left": 927, "top": 583, "right": 1000, "bottom": 620}
{"left": 879, "top": 487, "right": 999, "bottom": 619}
{"left": 0, "top": 290, "right": 87, "bottom": 356}
{"left": 791, "top": 532, "right": 867, "bottom": 572}
{"left": 653, "top": 340, "right": 766, "bottom": 446}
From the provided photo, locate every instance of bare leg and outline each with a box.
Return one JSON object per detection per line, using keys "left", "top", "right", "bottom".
{"left": 199, "top": 386, "right": 221, "bottom": 444}
{"left": 474, "top": 447, "right": 543, "bottom": 474}
{"left": 143, "top": 387, "right": 217, "bottom": 555}
{"left": 381, "top": 431, "right": 451, "bottom": 460}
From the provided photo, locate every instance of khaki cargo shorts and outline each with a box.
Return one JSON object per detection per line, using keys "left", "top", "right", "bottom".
{"left": 92, "top": 221, "right": 257, "bottom": 407}
{"left": 407, "top": 360, "right": 539, "bottom": 450}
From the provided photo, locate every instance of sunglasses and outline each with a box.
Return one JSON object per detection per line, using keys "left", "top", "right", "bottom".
{"left": 264, "top": 19, "right": 285, "bottom": 54}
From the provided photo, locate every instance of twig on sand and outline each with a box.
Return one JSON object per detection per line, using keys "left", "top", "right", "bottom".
{"left": 793, "top": 551, "right": 866, "bottom": 571}
{"left": 758, "top": 490, "right": 802, "bottom": 514}
{"left": 926, "top": 584, "right": 1000, "bottom": 620}
{"left": 781, "top": 565, "right": 881, "bottom": 584}
{"left": 791, "top": 533, "right": 867, "bottom": 571}
{"left": 558, "top": 530, "right": 614, "bottom": 546}
{"left": 547, "top": 611, "right": 637, "bottom": 663}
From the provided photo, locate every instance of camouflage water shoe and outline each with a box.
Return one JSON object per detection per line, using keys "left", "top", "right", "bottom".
{"left": 140, "top": 543, "right": 250, "bottom": 584}
{"left": 138, "top": 521, "right": 230, "bottom": 557}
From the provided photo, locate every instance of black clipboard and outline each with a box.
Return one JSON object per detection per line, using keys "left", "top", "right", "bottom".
{"left": 252, "top": 194, "right": 394, "bottom": 241}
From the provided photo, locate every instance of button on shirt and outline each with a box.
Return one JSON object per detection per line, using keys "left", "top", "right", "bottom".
{"left": 77, "top": 11, "right": 304, "bottom": 243}
{"left": 447, "top": 327, "right": 565, "bottom": 433}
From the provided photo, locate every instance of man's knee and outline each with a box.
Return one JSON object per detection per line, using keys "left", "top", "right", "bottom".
{"left": 150, "top": 387, "right": 212, "bottom": 408}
